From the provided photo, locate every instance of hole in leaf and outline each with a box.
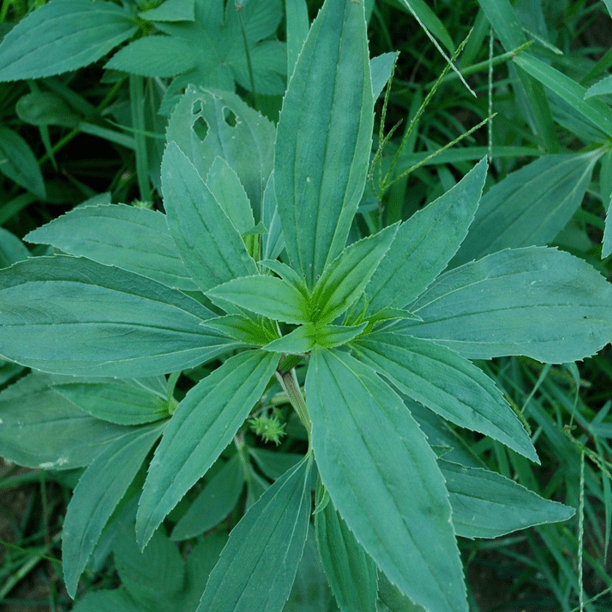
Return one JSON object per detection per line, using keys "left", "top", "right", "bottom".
{"left": 192, "top": 100, "right": 204, "bottom": 115}
{"left": 192, "top": 116, "right": 209, "bottom": 141}
{"left": 223, "top": 107, "right": 237, "bottom": 127}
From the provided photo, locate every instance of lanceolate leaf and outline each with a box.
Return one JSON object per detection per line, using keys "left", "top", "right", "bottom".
{"left": 25, "top": 204, "right": 198, "bottom": 291}
{"left": 137, "top": 350, "right": 279, "bottom": 548}
{"left": 63, "top": 422, "right": 166, "bottom": 598}
{"left": 452, "top": 153, "right": 600, "bottom": 266}
{"left": 306, "top": 348, "right": 467, "bottom": 612}
{"left": 366, "top": 159, "right": 487, "bottom": 315}
{"left": 0, "top": 127, "right": 46, "bottom": 199}
{"left": 351, "top": 332, "right": 538, "bottom": 462}
{"left": 0, "top": 373, "right": 142, "bottom": 470}
{"left": 0, "top": 256, "right": 233, "bottom": 377}
{"left": 207, "top": 275, "right": 309, "bottom": 323}
{"left": 398, "top": 247, "right": 612, "bottom": 363}
{"left": 53, "top": 380, "right": 171, "bottom": 426}
{"left": 0, "top": 0, "right": 138, "bottom": 82}
{"left": 161, "top": 142, "right": 258, "bottom": 293}
{"left": 310, "top": 224, "right": 398, "bottom": 325}
{"left": 440, "top": 460, "right": 575, "bottom": 539}
{"left": 264, "top": 322, "right": 368, "bottom": 354}
{"left": 197, "top": 456, "right": 312, "bottom": 612}
{"left": 275, "top": 0, "right": 374, "bottom": 288}
{"left": 315, "top": 496, "right": 378, "bottom": 612}
{"left": 166, "top": 87, "right": 275, "bottom": 217}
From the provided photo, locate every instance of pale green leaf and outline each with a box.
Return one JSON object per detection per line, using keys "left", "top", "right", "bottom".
{"left": 514, "top": 53, "right": 612, "bottom": 138}
{"left": 63, "top": 422, "right": 165, "bottom": 598}
{"left": 371, "top": 52, "right": 397, "bottom": 99}
{"left": 351, "top": 332, "right": 538, "bottom": 461}
{"left": 166, "top": 86, "right": 275, "bottom": 216}
{"left": 136, "top": 350, "right": 279, "bottom": 547}
{"left": 0, "top": 373, "right": 142, "bottom": 470}
{"left": 452, "top": 153, "right": 599, "bottom": 266}
{"left": 0, "top": 127, "right": 46, "bottom": 199}
{"left": 261, "top": 174, "right": 285, "bottom": 260}
{"left": 0, "top": 0, "right": 138, "bottom": 81}
{"left": 171, "top": 455, "right": 245, "bottom": 540}
{"left": 311, "top": 224, "right": 398, "bottom": 325}
{"left": 206, "top": 157, "right": 255, "bottom": 235}
{"left": 105, "top": 36, "right": 198, "bottom": 77}
{"left": 275, "top": 0, "right": 374, "bottom": 287}
{"left": 263, "top": 322, "right": 367, "bottom": 353}
{"left": 315, "top": 496, "right": 378, "bottom": 612}
{"left": 0, "top": 227, "right": 29, "bottom": 268}
{"left": 25, "top": 204, "right": 198, "bottom": 291}
{"left": 161, "top": 141, "right": 258, "bottom": 292}
{"left": 398, "top": 247, "right": 612, "bottom": 362}
{"left": 585, "top": 73, "right": 612, "bottom": 98}
{"left": 71, "top": 590, "right": 141, "bottom": 612}
{"left": 202, "top": 314, "right": 280, "bottom": 345}
{"left": 0, "top": 256, "right": 233, "bottom": 377}
{"left": 306, "top": 348, "right": 467, "bottom": 612}
{"left": 53, "top": 380, "right": 171, "bottom": 425}
{"left": 602, "top": 151, "right": 612, "bottom": 258}
{"left": 366, "top": 159, "right": 487, "bottom": 315}
{"left": 440, "top": 460, "right": 576, "bottom": 539}
{"left": 139, "top": 0, "right": 195, "bottom": 22}
{"left": 285, "top": 0, "right": 309, "bottom": 74}
{"left": 207, "top": 275, "right": 309, "bottom": 324}
{"left": 196, "top": 456, "right": 312, "bottom": 612}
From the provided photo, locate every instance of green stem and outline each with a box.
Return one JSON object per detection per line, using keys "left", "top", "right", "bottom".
{"left": 275, "top": 368, "right": 311, "bottom": 441}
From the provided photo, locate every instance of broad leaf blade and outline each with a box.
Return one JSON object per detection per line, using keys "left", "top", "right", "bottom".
{"left": 196, "top": 456, "right": 312, "bottom": 612}
{"left": 397, "top": 247, "right": 612, "bottom": 362}
{"left": 0, "top": 0, "right": 138, "bottom": 81}
{"left": 137, "top": 350, "right": 279, "bottom": 547}
{"left": 63, "top": 422, "right": 165, "bottom": 598}
{"left": 25, "top": 204, "right": 198, "bottom": 291}
{"left": 207, "top": 275, "right": 309, "bottom": 323}
{"left": 53, "top": 381, "right": 171, "bottom": 425}
{"left": 452, "top": 153, "right": 599, "bottom": 266}
{"left": 311, "top": 224, "right": 397, "bottom": 325}
{"left": 306, "top": 348, "right": 467, "bottom": 612}
{"left": 440, "top": 460, "right": 575, "bottom": 539}
{"left": 0, "top": 373, "right": 141, "bottom": 470}
{"left": 275, "top": 0, "right": 374, "bottom": 287}
{"left": 161, "top": 142, "right": 258, "bottom": 292}
{"left": 351, "top": 332, "right": 538, "bottom": 462}
{"left": 366, "top": 159, "right": 487, "bottom": 315}
{"left": 315, "top": 496, "right": 378, "bottom": 612}
{"left": 0, "top": 256, "right": 233, "bottom": 377}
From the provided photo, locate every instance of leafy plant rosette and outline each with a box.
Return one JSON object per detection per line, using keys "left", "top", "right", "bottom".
{"left": 1, "top": 0, "right": 612, "bottom": 610}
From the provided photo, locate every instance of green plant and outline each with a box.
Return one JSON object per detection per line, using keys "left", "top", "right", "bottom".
{"left": 1, "top": 0, "right": 612, "bottom": 611}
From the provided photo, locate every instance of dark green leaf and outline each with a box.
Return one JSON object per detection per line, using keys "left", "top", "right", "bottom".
{"left": 366, "top": 159, "right": 487, "bottom": 315}
{"left": 452, "top": 153, "right": 599, "bottom": 266}
{"left": 0, "top": 227, "right": 29, "bottom": 268}
{"left": 16, "top": 91, "right": 81, "bottom": 127}
{"left": 275, "top": 0, "right": 374, "bottom": 287}
{"left": 0, "top": 256, "right": 233, "bottom": 377}
{"left": 197, "top": 455, "right": 312, "bottom": 612}
{"left": 440, "top": 460, "right": 576, "bottom": 539}
{"left": 207, "top": 275, "right": 309, "bottom": 323}
{"left": 25, "top": 204, "right": 198, "bottom": 291}
{"left": 311, "top": 224, "right": 397, "bottom": 325}
{"left": 315, "top": 495, "right": 378, "bottom": 612}
{"left": 202, "top": 314, "right": 280, "bottom": 345}
{"left": 53, "top": 380, "right": 171, "bottom": 425}
{"left": 0, "top": 127, "right": 46, "bottom": 199}
{"left": 264, "top": 322, "right": 368, "bottom": 353}
{"left": 137, "top": 350, "right": 279, "bottom": 547}
{"left": 351, "top": 332, "right": 538, "bottom": 461}
{"left": 171, "top": 455, "right": 245, "bottom": 540}
{"left": 0, "top": 0, "right": 138, "bottom": 81}
{"left": 162, "top": 141, "right": 258, "bottom": 292}
{"left": 398, "top": 247, "right": 612, "bottom": 362}
{"left": 306, "top": 348, "right": 467, "bottom": 612}
{"left": 139, "top": 0, "right": 195, "bottom": 22}
{"left": 63, "top": 422, "right": 165, "bottom": 598}
{"left": 248, "top": 448, "right": 304, "bottom": 480}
